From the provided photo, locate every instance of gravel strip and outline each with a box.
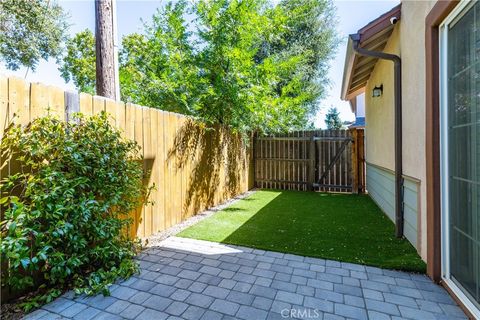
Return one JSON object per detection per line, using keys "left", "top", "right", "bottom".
{"left": 145, "top": 189, "right": 257, "bottom": 247}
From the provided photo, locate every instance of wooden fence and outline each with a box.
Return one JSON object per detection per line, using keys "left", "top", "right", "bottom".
{"left": 254, "top": 129, "right": 365, "bottom": 193}
{"left": 0, "top": 76, "right": 254, "bottom": 239}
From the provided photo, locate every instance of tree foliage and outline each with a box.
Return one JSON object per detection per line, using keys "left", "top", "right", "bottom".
{"left": 59, "top": 30, "right": 96, "bottom": 95}
{"left": 324, "top": 107, "right": 343, "bottom": 129}
{"left": 0, "top": 113, "right": 144, "bottom": 310}
{"left": 0, "top": 0, "right": 69, "bottom": 71}
{"left": 120, "top": 1, "right": 202, "bottom": 115}
{"left": 59, "top": 0, "right": 338, "bottom": 133}
{"left": 270, "top": 0, "right": 338, "bottom": 114}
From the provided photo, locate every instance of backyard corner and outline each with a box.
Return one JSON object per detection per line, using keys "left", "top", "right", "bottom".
{"left": 2, "top": 0, "right": 478, "bottom": 317}
{"left": 178, "top": 190, "right": 426, "bottom": 273}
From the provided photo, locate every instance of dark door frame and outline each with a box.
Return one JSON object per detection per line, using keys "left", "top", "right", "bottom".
{"left": 425, "top": 1, "right": 476, "bottom": 318}
{"left": 425, "top": 0, "right": 458, "bottom": 284}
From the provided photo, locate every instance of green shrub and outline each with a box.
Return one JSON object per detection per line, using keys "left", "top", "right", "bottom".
{"left": 0, "top": 112, "right": 144, "bottom": 310}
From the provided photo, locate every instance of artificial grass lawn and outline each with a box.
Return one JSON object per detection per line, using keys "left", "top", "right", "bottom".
{"left": 178, "top": 190, "right": 426, "bottom": 273}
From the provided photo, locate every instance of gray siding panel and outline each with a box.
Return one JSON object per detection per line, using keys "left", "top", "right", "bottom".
{"left": 366, "top": 164, "right": 395, "bottom": 221}
{"left": 366, "top": 164, "right": 418, "bottom": 248}
{"left": 402, "top": 178, "right": 418, "bottom": 248}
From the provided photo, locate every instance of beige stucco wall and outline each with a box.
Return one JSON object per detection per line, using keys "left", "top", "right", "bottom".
{"left": 364, "top": 26, "right": 399, "bottom": 171}
{"left": 364, "top": 0, "right": 436, "bottom": 261}
{"left": 399, "top": 0, "right": 436, "bottom": 261}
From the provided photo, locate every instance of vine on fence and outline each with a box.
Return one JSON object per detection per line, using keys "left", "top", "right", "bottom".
{"left": 0, "top": 112, "right": 145, "bottom": 310}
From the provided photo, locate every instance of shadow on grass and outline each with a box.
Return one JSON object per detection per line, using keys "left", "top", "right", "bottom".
{"left": 181, "top": 190, "right": 426, "bottom": 273}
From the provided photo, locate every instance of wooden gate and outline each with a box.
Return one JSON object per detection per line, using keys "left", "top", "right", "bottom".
{"left": 253, "top": 129, "right": 365, "bottom": 193}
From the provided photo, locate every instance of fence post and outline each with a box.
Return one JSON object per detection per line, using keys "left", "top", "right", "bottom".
{"left": 252, "top": 132, "right": 257, "bottom": 188}
{"left": 65, "top": 91, "right": 80, "bottom": 122}
{"left": 358, "top": 129, "right": 365, "bottom": 193}
{"left": 308, "top": 132, "right": 315, "bottom": 191}
{"left": 351, "top": 128, "right": 359, "bottom": 194}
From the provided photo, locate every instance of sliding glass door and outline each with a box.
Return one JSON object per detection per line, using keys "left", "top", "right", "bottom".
{"left": 440, "top": 1, "right": 480, "bottom": 316}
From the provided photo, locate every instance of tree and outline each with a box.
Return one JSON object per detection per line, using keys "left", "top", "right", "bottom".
{"left": 59, "top": 30, "right": 96, "bottom": 94}
{"left": 324, "top": 107, "right": 343, "bottom": 129}
{"left": 59, "top": 0, "right": 339, "bottom": 134}
{"left": 194, "top": 0, "right": 274, "bottom": 130}
{"left": 0, "top": 0, "right": 68, "bottom": 71}
{"left": 254, "top": 0, "right": 339, "bottom": 128}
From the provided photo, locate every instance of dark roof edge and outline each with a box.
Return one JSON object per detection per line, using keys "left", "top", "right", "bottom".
{"left": 358, "top": 4, "right": 402, "bottom": 42}
{"left": 340, "top": 3, "right": 402, "bottom": 101}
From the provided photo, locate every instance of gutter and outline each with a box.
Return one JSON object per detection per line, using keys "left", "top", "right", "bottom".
{"left": 350, "top": 33, "right": 404, "bottom": 238}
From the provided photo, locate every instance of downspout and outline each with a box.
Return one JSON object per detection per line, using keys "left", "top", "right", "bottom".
{"left": 350, "top": 33, "right": 404, "bottom": 238}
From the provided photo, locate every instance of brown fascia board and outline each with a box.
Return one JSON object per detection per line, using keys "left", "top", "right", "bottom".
{"left": 340, "top": 3, "right": 402, "bottom": 101}
{"left": 358, "top": 4, "right": 402, "bottom": 43}
{"left": 341, "top": 36, "right": 356, "bottom": 101}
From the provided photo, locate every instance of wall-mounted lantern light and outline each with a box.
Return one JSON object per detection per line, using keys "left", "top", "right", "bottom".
{"left": 372, "top": 84, "right": 383, "bottom": 97}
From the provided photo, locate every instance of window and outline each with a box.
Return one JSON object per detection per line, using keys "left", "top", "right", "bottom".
{"left": 440, "top": 1, "right": 480, "bottom": 316}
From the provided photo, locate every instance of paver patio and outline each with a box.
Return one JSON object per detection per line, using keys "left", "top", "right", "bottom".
{"left": 25, "top": 237, "right": 466, "bottom": 320}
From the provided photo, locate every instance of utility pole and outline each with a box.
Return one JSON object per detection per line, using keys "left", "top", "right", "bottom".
{"left": 95, "top": 0, "right": 119, "bottom": 100}
{"left": 112, "top": 0, "right": 120, "bottom": 100}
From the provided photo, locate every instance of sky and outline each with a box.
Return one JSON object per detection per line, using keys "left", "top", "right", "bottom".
{"left": 0, "top": 0, "right": 399, "bottom": 128}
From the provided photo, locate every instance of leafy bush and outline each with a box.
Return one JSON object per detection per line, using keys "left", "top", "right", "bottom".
{"left": 0, "top": 112, "right": 144, "bottom": 310}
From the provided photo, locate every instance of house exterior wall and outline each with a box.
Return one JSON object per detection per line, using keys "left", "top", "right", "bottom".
{"left": 364, "top": 1, "right": 436, "bottom": 260}
{"left": 364, "top": 26, "right": 398, "bottom": 171}
{"left": 398, "top": 0, "right": 436, "bottom": 262}
{"left": 356, "top": 93, "right": 365, "bottom": 117}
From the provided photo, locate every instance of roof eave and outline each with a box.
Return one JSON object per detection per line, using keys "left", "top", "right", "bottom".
{"left": 340, "top": 4, "right": 401, "bottom": 102}
{"left": 340, "top": 36, "right": 356, "bottom": 101}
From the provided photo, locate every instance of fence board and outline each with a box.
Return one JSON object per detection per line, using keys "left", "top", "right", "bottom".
{"left": 0, "top": 76, "right": 7, "bottom": 140}
{"left": 142, "top": 107, "right": 153, "bottom": 237}
{"left": 8, "top": 78, "right": 30, "bottom": 125}
{"left": 30, "top": 82, "right": 48, "bottom": 120}
{"left": 170, "top": 113, "right": 180, "bottom": 226}
{"left": 165, "top": 112, "right": 174, "bottom": 228}
{"left": 48, "top": 85, "right": 65, "bottom": 119}
{"left": 115, "top": 101, "right": 126, "bottom": 130}
{"left": 134, "top": 105, "right": 144, "bottom": 237}
{"left": 176, "top": 115, "right": 184, "bottom": 220}
{"left": 104, "top": 99, "right": 117, "bottom": 127}
{"left": 79, "top": 93, "right": 93, "bottom": 116}
{"left": 124, "top": 103, "right": 137, "bottom": 239}
{"left": 149, "top": 108, "right": 159, "bottom": 233}
{"left": 156, "top": 110, "right": 166, "bottom": 231}
{"left": 172, "top": 113, "right": 180, "bottom": 224}
{"left": 93, "top": 95, "right": 106, "bottom": 114}
{"left": 178, "top": 115, "right": 188, "bottom": 221}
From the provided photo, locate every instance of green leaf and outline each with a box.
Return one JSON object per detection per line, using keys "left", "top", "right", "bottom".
{"left": 20, "top": 258, "right": 30, "bottom": 269}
